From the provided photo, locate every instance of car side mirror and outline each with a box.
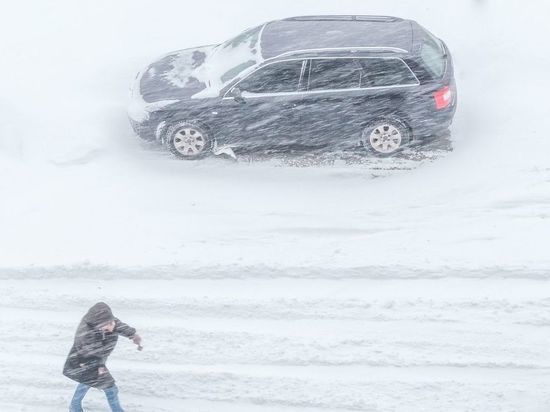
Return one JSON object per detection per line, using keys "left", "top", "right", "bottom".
{"left": 230, "top": 87, "right": 246, "bottom": 104}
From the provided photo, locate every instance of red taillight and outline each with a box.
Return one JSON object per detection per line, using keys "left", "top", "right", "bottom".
{"left": 433, "top": 86, "right": 452, "bottom": 110}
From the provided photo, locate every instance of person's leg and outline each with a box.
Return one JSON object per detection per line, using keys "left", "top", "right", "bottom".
{"left": 69, "top": 383, "right": 91, "bottom": 412}
{"left": 104, "top": 385, "right": 124, "bottom": 412}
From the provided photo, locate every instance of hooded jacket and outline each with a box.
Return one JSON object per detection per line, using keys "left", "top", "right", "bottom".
{"left": 63, "top": 302, "right": 136, "bottom": 389}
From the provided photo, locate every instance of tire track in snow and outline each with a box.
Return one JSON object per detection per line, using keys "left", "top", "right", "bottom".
{"left": 2, "top": 264, "right": 550, "bottom": 280}
{"left": 0, "top": 317, "right": 549, "bottom": 370}
{"left": 2, "top": 358, "right": 549, "bottom": 412}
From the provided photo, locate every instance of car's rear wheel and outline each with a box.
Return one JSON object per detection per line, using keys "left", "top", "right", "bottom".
{"left": 166, "top": 121, "right": 212, "bottom": 160}
{"left": 362, "top": 118, "right": 410, "bottom": 156}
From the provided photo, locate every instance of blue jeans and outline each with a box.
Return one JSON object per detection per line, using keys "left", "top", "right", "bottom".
{"left": 69, "top": 383, "right": 124, "bottom": 412}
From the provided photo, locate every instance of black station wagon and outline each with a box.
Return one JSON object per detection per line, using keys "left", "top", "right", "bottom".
{"left": 129, "top": 15, "right": 457, "bottom": 159}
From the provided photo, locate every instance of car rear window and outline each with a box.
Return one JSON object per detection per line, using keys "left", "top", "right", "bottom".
{"left": 421, "top": 35, "right": 446, "bottom": 78}
{"left": 359, "top": 58, "right": 419, "bottom": 88}
{"left": 308, "top": 59, "right": 363, "bottom": 91}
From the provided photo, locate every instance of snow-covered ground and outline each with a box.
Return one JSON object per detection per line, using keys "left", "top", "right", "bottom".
{"left": 1, "top": 0, "right": 550, "bottom": 411}
{"left": 4, "top": 275, "right": 550, "bottom": 411}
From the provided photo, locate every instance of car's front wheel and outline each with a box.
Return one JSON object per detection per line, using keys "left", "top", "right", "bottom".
{"left": 165, "top": 121, "right": 212, "bottom": 160}
{"left": 362, "top": 118, "right": 410, "bottom": 156}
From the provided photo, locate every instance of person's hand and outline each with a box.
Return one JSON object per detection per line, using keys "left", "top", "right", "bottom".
{"left": 98, "top": 366, "right": 108, "bottom": 375}
{"left": 132, "top": 334, "right": 143, "bottom": 351}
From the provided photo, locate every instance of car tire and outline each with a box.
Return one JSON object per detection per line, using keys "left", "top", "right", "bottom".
{"left": 165, "top": 121, "right": 212, "bottom": 160}
{"left": 362, "top": 117, "right": 411, "bottom": 156}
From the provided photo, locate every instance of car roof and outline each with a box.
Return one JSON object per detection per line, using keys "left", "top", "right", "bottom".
{"left": 260, "top": 16, "right": 417, "bottom": 60}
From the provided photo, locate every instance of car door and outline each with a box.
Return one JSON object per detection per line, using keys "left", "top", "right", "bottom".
{"left": 294, "top": 57, "right": 420, "bottom": 149}
{"left": 218, "top": 59, "right": 307, "bottom": 150}
{"left": 292, "top": 58, "right": 367, "bottom": 148}
{"left": 357, "top": 57, "right": 421, "bottom": 111}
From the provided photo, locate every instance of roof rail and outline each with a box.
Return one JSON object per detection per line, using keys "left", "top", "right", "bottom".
{"left": 355, "top": 15, "right": 403, "bottom": 22}
{"left": 283, "top": 15, "right": 403, "bottom": 22}
{"left": 274, "top": 47, "right": 409, "bottom": 59}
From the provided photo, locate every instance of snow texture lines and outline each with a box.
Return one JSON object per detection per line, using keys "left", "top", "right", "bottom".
{"left": 2, "top": 275, "right": 550, "bottom": 411}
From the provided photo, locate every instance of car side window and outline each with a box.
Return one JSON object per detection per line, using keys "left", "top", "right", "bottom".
{"left": 237, "top": 60, "right": 304, "bottom": 94}
{"left": 360, "top": 58, "right": 418, "bottom": 88}
{"left": 421, "top": 38, "right": 446, "bottom": 78}
{"left": 308, "top": 59, "right": 363, "bottom": 91}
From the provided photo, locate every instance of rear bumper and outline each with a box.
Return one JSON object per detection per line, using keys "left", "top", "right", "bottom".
{"left": 411, "top": 84, "right": 457, "bottom": 139}
{"left": 413, "top": 106, "right": 455, "bottom": 138}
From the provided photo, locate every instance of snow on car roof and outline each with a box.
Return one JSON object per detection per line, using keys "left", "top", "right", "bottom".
{"left": 260, "top": 17, "right": 414, "bottom": 59}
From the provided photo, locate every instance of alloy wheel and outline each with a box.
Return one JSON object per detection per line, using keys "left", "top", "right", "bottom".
{"left": 368, "top": 124, "right": 403, "bottom": 154}
{"left": 172, "top": 127, "right": 206, "bottom": 157}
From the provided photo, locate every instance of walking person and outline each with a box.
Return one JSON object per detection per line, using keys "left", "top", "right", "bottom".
{"left": 63, "top": 302, "right": 142, "bottom": 412}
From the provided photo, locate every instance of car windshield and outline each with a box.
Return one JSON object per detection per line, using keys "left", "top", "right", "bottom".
{"left": 208, "top": 25, "right": 265, "bottom": 86}
{"left": 219, "top": 24, "right": 263, "bottom": 50}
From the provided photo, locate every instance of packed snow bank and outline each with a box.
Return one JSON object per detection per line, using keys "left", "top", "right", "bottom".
{"left": 1, "top": 146, "right": 549, "bottom": 269}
